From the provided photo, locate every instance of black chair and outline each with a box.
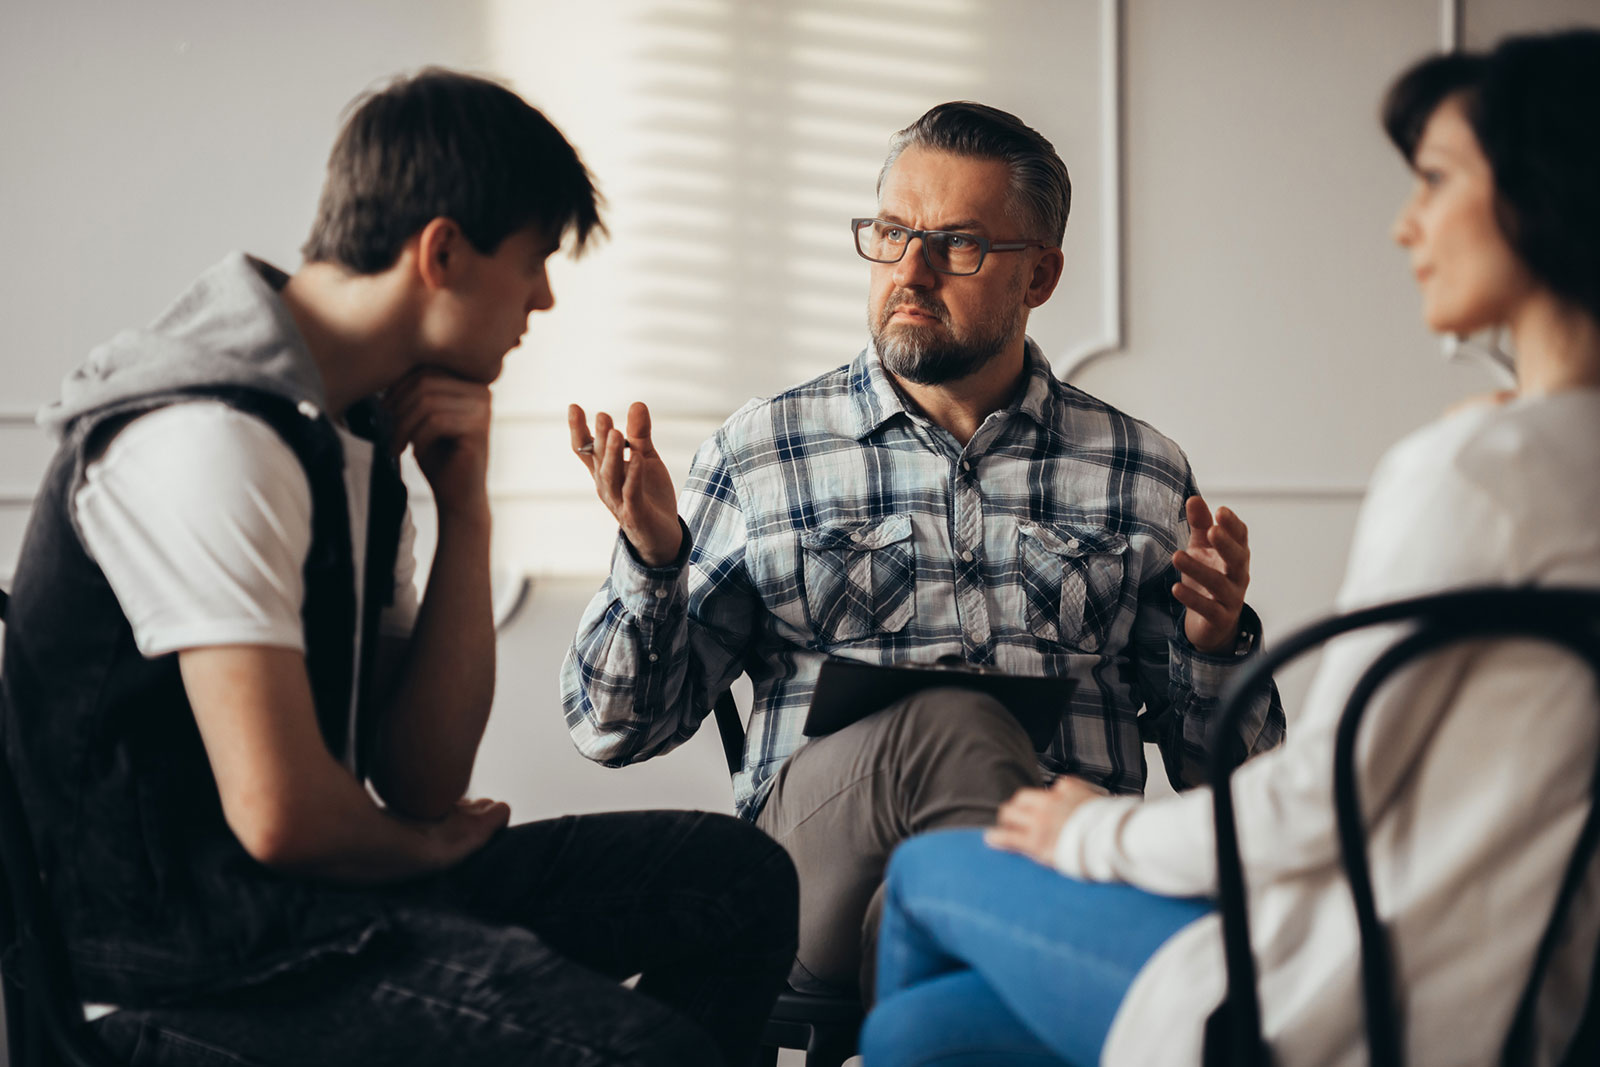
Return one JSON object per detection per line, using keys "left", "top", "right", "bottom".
{"left": 0, "top": 586, "right": 125, "bottom": 1066}
{"left": 714, "top": 688, "right": 863, "bottom": 1067}
{"left": 1201, "top": 587, "right": 1600, "bottom": 1067}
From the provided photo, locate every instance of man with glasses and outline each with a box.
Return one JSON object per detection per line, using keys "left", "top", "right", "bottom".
{"left": 563, "top": 101, "right": 1284, "bottom": 999}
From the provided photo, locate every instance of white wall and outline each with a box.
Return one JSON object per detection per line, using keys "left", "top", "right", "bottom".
{"left": 2, "top": 0, "right": 1596, "bottom": 818}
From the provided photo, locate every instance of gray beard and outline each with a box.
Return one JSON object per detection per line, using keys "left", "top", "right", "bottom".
{"left": 876, "top": 303, "right": 1024, "bottom": 383}
{"left": 869, "top": 293, "right": 1027, "bottom": 386}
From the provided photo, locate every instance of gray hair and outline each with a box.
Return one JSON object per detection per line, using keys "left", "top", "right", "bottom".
{"left": 877, "top": 101, "right": 1071, "bottom": 247}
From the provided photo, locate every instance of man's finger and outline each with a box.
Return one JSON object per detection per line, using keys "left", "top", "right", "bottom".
{"left": 1204, "top": 525, "right": 1250, "bottom": 577}
{"left": 1215, "top": 506, "right": 1249, "bottom": 546}
{"left": 568, "top": 404, "right": 598, "bottom": 468}
{"left": 1184, "top": 495, "right": 1214, "bottom": 549}
{"left": 1173, "top": 550, "right": 1238, "bottom": 599}
{"left": 593, "top": 411, "right": 615, "bottom": 469}
{"left": 626, "top": 401, "right": 658, "bottom": 459}
{"left": 1173, "top": 582, "right": 1232, "bottom": 624}
{"left": 597, "top": 426, "right": 628, "bottom": 498}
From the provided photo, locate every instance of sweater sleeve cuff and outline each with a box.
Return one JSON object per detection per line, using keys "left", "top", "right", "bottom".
{"left": 1052, "top": 794, "right": 1140, "bottom": 879}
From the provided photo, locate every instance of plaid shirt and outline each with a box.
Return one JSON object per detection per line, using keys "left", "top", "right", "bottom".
{"left": 562, "top": 342, "right": 1285, "bottom": 819}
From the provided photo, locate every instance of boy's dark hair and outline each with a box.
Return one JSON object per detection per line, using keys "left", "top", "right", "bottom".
{"left": 1383, "top": 30, "right": 1600, "bottom": 324}
{"left": 878, "top": 101, "right": 1072, "bottom": 247}
{"left": 302, "top": 68, "right": 605, "bottom": 273}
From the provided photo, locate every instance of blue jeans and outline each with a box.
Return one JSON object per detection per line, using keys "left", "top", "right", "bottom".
{"left": 864, "top": 829, "right": 1212, "bottom": 1067}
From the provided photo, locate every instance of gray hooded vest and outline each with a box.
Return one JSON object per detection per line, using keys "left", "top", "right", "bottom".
{"left": 0, "top": 254, "right": 406, "bottom": 1004}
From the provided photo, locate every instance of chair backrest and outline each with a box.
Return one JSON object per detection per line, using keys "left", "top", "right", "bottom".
{"left": 713, "top": 688, "right": 746, "bottom": 776}
{"left": 0, "top": 587, "right": 125, "bottom": 1067}
{"left": 1201, "top": 587, "right": 1600, "bottom": 1067}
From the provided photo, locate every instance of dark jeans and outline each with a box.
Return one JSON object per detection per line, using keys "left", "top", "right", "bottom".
{"left": 755, "top": 687, "right": 1042, "bottom": 997}
{"left": 94, "top": 810, "right": 798, "bottom": 1067}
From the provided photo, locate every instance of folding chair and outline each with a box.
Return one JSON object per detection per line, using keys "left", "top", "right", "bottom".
{"left": 714, "top": 689, "right": 863, "bottom": 1067}
{"left": 0, "top": 585, "right": 126, "bottom": 1065}
{"left": 1201, "top": 587, "right": 1600, "bottom": 1067}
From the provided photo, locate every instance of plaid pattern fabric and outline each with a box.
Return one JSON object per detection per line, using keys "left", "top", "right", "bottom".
{"left": 562, "top": 342, "right": 1285, "bottom": 819}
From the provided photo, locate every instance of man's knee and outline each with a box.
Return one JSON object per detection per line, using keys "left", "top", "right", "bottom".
{"left": 880, "top": 686, "right": 1038, "bottom": 771}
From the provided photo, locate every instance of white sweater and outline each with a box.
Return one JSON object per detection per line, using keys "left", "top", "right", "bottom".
{"left": 1055, "top": 390, "right": 1600, "bottom": 1066}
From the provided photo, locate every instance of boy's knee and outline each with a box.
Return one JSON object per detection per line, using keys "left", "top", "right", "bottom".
{"left": 701, "top": 813, "right": 800, "bottom": 948}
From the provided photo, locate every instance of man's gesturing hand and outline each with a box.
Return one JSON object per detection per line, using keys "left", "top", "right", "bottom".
{"left": 1172, "top": 495, "right": 1251, "bottom": 655}
{"left": 569, "top": 401, "right": 683, "bottom": 567}
{"left": 384, "top": 369, "right": 492, "bottom": 523}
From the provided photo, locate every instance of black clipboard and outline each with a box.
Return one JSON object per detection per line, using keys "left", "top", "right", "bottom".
{"left": 803, "top": 657, "right": 1074, "bottom": 750}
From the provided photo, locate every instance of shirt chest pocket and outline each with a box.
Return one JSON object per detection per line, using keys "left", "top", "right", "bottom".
{"left": 1017, "top": 522, "right": 1129, "bottom": 653}
{"left": 800, "top": 514, "right": 917, "bottom": 645}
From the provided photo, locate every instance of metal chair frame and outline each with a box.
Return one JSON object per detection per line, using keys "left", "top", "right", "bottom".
{"left": 714, "top": 688, "right": 863, "bottom": 1067}
{"left": 1201, "top": 587, "right": 1600, "bottom": 1067}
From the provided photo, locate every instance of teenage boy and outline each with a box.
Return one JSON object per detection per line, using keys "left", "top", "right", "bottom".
{"left": 1, "top": 69, "right": 796, "bottom": 1067}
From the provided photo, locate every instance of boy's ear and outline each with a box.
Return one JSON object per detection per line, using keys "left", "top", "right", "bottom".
{"left": 414, "top": 217, "right": 462, "bottom": 292}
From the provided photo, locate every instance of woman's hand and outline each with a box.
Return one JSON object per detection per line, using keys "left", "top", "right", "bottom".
{"left": 985, "top": 777, "right": 1105, "bottom": 865}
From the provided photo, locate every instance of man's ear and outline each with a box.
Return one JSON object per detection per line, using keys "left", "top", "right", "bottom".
{"left": 1023, "top": 246, "right": 1066, "bottom": 309}
{"left": 414, "top": 217, "right": 464, "bottom": 292}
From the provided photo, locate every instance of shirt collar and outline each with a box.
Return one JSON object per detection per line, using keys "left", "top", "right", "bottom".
{"left": 845, "top": 336, "right": 1059, "bottom": 441}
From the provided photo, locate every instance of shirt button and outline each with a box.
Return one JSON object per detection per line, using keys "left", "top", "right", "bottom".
{"left": 960, "top": 460, "right": 971, "bottom": 473}
{"left": 653, "top": 588, "right": 668, "bottom": 599}
{"left": 961, "top": 549, "right": 974, "bottom": 562}
{"left": 648, "top": 652, "right": 660, "bottom": 663}
{"left": 1066, "top": 539, "right": 1080, "bottom": 551}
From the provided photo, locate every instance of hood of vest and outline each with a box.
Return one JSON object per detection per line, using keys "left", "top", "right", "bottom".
{"left": 38, "top": 252, "right": 328, "bottom": 439}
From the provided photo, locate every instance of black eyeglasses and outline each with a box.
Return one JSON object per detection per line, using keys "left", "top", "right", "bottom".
{"left": 851, "top": 218, "right": 1048, "bottom": 276}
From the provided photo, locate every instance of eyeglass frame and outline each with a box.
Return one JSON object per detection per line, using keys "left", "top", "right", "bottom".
{"left": 850, "top": 217, "right": 1052, "bottom": 276}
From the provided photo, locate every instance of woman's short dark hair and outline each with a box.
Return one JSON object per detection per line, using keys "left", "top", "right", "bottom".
{"left": 879, "top": 101, "right": 1072, "bottom": 247}
{"left": 301, "top": 68, "right": 605, "bottom": 273}
{"left": 1383, "top": 29, "right": 1600, "bottom": 324}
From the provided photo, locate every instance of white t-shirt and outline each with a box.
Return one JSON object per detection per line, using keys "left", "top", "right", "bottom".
{"left": 1055, "top": 390, "right": 1600, "bottom": 1066}
{"left": 74, "top": 402, "right": 420, "bottom": 769}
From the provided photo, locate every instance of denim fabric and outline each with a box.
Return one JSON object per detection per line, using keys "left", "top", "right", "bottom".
{"left": 94, "top": 811, "right": 798, "bottom": 1067}
{"left": 864, "top": 829, "right": 1210, "bottom": 1067}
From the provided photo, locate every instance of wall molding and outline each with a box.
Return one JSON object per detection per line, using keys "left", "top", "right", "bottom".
{"left": 1442, "top": 0, "right": 1462, "bottom": 49}
{"left": 1436, "top": 0, "right": 1515, "bottom": 384}
{"left": 1204, "top": 484, "right": 1366, "bottom": 500}
{"left": 1054, "top": 0, "right": 1127, "bottom": 382}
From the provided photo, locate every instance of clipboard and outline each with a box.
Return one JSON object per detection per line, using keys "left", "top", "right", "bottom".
{"left": 803, "top": 657, "right": 1075, "bottom": 750}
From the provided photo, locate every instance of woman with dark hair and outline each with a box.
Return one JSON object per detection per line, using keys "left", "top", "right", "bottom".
{"left": 861, "top": 27, "right": 1600, "bottom": 1067}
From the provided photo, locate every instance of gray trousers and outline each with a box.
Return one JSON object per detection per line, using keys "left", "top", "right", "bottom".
{"left": 755, "top": 686, "right": 1043, "bottom": 998}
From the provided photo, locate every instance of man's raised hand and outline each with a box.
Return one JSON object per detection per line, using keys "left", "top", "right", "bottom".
{"left": 1172, "top": 495, "right": 1251, "bottom": 654}
{"left": 568, "top": 401, "right": 684, "bottom": 567}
